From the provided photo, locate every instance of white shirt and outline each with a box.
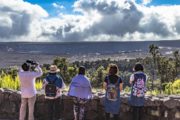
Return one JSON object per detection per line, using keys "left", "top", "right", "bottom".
{"left": 18, "top": 66, "right": 43, "bottom": 98}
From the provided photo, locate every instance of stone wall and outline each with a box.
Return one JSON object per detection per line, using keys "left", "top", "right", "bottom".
{"left": 0, "top": 88, "right": 180, "bottom": 120}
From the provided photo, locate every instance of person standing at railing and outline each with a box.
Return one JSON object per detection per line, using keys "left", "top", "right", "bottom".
{"left": 68, "top": 66, "right": 92, "bottom": 120}
{"left": 129, "top": 63, "right": 147, "bottom": 120}
{"left": 103, "top": 64, "right": 123, "bottom": 120}
{"left": 43, "top": 65, "right": 65, "bottom": 120}
{"left": 18, "top": 61, "right": 43, "bottom": 120}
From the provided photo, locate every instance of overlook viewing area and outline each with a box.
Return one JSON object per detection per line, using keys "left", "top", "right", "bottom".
{"left": 0, "top": 88, "right": 179, "bottom": 120}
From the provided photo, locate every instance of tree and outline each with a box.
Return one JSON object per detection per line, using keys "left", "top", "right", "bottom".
{"left": 53, "top": 57, "right": 69, "bottom": 83}
{"left": 156, "top": 56, "right": 176, "bottom": 91}
{"left": 149, "top": 44, "right": 159, "bottom": 90}
{"left": 173, "top": 50, "right": 180, "bottom": 77}
{"left": 91, "top": 66, "right": 106, "bottom": 88}
{"left": 67, "top": 66, "right": 78, "bottom": 83}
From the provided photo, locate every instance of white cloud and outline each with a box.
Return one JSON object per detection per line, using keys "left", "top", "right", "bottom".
{"left": 0, "top": 0, "right": 48, "bottom": 41}
{"left": 52, "top": 3, "right": 65, "bottom": 9}
{"left": 142, "top": 0, "right": 152, "bottom": 5}
{"left": 0, "top": 0, "right": 180, "bottom": 42}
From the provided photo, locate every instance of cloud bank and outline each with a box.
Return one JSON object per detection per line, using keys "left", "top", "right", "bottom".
{"left": 0, "top": 0, "right": 180, "bottom": 42}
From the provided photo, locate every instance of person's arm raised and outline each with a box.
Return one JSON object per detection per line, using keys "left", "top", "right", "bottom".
{"left": 33, "top": 64, "right": 43, "bottom": 77}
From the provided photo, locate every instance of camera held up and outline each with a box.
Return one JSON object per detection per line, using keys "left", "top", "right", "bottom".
{"left": 26, "top": 60, "right": 38, "bottom": 65}
{"left": 26, "top": 60, "right": 38, "bottom": 71}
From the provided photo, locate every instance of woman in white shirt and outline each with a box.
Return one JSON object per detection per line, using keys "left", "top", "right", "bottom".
{"left": 18, "top": 62, "right": 42, "bottom": 120}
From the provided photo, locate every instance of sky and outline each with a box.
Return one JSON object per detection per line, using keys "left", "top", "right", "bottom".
{"left": 0, "top": 0, "right": 180, "bottom": 42}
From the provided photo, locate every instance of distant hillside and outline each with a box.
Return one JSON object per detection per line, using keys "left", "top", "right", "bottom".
{"left": 0, "top": 40, "right": 180, "bottom": 55}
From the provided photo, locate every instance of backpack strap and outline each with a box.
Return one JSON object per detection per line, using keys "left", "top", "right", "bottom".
{"left": 116, "top": 77, "right": 120, "bottom": 86}
{"left": 132, "top": 74, "right": 137, "bottom": 86}
{"left": 46, "top": 74, "right": 56, "bottom": 84}
{"left": 107, "top": 76, "right": 110, "bottom": 85}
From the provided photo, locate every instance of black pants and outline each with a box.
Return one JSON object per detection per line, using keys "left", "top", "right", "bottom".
{"left": 105, "top": 113, "right": 119, "bottom": 120}
{"left": 46, "top": 98, "right": 61, "bottom": 120}
{"left": 132, "top": 106, "right": 142, "bottom": 120}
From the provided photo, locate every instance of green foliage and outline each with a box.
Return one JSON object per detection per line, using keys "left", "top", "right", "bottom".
{"left": 53, "top": 57, "right": 77, "bottom": 83}
{"left": 1, "top": 45, "right": 180, "bottom": 96}
{"left": 67, "top": 66, "right": 78, "bottom": 81}
{"left": 146, "top": 89, "right": 160, "bottom": 96}
{"left": 90, "top": 65, "right": 107, "bottom": 87}
{"left": 164, "top": 79, "right": 180, "bottom": 95}
{"left": 0, "top": 73, "right": 42, "bottom": 90}
{"left": 0, "top": 74, "right": 20, "bottom": 90}
{"left": 35, "top": 80, "right": 43, "bottom": 90}
{"left": 121, "top": 71, "right": 131, "bottom": 87}
{"left": 124, "top": 86, "right": 131, "bottom": 93}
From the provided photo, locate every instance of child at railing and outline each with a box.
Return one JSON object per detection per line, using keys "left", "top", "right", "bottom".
{"left": 129, "top": 63, "right": 147, "bottom": 120}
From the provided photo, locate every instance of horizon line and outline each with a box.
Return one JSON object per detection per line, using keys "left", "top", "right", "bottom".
{"left": 0, "top": 39, "right": 180, "bottom": 43}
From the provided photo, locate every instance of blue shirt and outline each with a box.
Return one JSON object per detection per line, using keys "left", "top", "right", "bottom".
{"left": 45, "top": 73, "right": 64, "bottom": 88}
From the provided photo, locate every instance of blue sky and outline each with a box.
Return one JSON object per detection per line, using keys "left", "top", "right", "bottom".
{"left": 24, "top": 0, "right": 75, "bottom": 16}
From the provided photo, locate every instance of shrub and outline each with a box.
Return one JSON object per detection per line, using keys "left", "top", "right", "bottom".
{"left": 146, "top": 89, "right": 160, "bottom": 96}
{"left": 0, "top": 74, "right": 20, "bottom": 90}
{"left": 124, "top": 86, "right": 131, "bottom": 93}
{"left": 0, "top": 74, "right": 42, "bottom": 90}
{"left": 164, "top": 79, "right": 180, "bottom": 95}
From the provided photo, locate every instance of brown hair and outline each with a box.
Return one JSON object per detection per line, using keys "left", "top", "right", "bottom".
{"left": 108, "top": 64, "right": 119, "bottom": 75}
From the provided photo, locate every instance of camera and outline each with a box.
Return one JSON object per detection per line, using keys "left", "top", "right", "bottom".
{"left": 25, "top": 60, "right": 38, "bottom": 71}
{"left": 26, "top": 60, "right": 38, "bottom": 65}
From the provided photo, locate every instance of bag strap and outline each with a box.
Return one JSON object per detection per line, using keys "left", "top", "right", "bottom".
{"left": 46, "top": 74, "right": 57, "bottom": 84}
{"left": 107, "top": 76, "right": 110, "bottom": 85}
{"left": 132, "top": 74, "right": 137, "bottom": 86}
{"left": 116, "top": 77, "right": 120, "bottom": 86}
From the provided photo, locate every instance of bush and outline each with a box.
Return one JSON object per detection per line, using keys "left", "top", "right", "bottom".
{"left": 0, "top": 74, "right": 20, "bottom": 90}
{"left": 124, "top": 86, "right": 131, "bottom": 93}
{"left": 0, "top": 74, "right": 42, "bottom": 90}
{"left": 164, "top": 79, "right": 180, "bottom": 95}
{"left": 146, "top": 89, "right": 160, "bottom": 96}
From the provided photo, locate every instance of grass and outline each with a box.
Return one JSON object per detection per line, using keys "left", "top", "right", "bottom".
{"left": 0, "top": 74, "right": 20, "bottom": 90}
{"left": 0, "top": 74, "right": 43, "bottom": 90}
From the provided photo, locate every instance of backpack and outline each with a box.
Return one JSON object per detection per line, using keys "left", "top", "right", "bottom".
{"left": 45, "top": 76, "right": 57, "bottom": 97}
{"left": 132, "top": 74, "right": 146, "bottom": 97}
{"left": 106, "top": 76, "right": 119, "bottom": 101}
